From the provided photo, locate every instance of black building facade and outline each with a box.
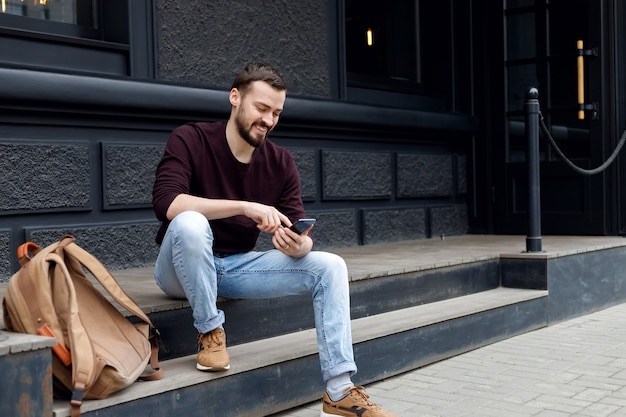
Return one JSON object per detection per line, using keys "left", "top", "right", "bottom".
{"left": 1, "top": 0, "right": 623, "bottom": 281}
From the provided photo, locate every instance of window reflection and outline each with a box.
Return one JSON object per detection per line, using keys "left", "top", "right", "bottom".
{"left": 1, "top": 0, "right": 80, "bottom": 25}
{"left": 506, "top": 12, "right": 535, "bottom": 60}
{"left": 345, "top": 0, "right": 420, "bottom": 90}
{"left": 506, "top": 64, "right": 538, "bottom": 112}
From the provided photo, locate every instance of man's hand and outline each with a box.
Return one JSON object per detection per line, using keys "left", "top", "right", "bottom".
{"left": 242, "top": 202, "right": 291, "bottom": 233}
{"left": 272, "top": 224, "right": 313, "bottom": 258}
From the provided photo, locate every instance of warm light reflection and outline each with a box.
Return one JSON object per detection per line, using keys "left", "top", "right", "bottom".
{"left": 366, "top": 28, "right": 373, "bottom": 46}
{"left": 1, "top": 0, "right": 85, "bottom": 27}
{"left": 1, "top": 0, "right": 50, "bottom": 14}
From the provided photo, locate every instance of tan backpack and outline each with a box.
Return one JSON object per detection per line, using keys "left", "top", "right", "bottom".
{"left": 2, "top": 235, "right": 163, "bottom": 417}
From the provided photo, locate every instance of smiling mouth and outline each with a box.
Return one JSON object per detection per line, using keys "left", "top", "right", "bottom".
{"left": 254, "top": 123, "right": 269, "bottom": 134}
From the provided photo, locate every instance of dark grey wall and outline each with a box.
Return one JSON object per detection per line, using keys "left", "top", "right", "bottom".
{"left": 0, "top": 68, "right": 474, "bottom": 281}
{"left": 0, "top": 1, "right": 476, "bottom": 281}
{"left": 156, "top": 0, "right": 331, "bottom": 98}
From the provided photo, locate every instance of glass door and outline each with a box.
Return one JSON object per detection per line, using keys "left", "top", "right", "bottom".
{"left": 495, "top": 0, "right": 608, "bottom": 235}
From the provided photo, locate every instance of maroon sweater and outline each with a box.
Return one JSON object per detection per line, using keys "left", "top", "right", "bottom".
{"left": 152, "top": 121, "right": 306, "bottom": 253}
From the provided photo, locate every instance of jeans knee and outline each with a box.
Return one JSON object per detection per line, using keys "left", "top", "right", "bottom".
{"left": 313, "top": 252, "right": 348, "bottom": 286}
{"left": 327, "top": 253, "right": 348, "bottom": 275}
{"left": 170, "top": 211, "right": 213, "bottom": 248}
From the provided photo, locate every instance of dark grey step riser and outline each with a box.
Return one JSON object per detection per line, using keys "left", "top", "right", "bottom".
{"left": 77, "top": 296, "right": 547, "bottom": 417}
{"left": 351, "top": 259, "right": 500, "bottom": 317}
{"left": 151, "top": 260, "right": 500, "bottom": 360}
{"left": 501, "top": 247, "right": 626, "bottom": 323}
{"left": 0, "top": 349, "right": 53, "bottom": 417}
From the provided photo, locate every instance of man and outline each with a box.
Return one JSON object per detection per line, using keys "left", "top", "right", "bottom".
{"left": 152, "top": 63, "right": 398, "bottom": 417}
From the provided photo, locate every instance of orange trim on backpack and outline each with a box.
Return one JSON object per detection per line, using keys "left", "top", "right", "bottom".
{"left": 38, "top": 324, "right": 72, "bottom": 367}
{"left": 16, "top": 242, "right": 41, "bottom": 266}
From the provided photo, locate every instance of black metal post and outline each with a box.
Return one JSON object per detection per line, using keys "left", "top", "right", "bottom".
{"left": 525, "top": 88, "right": 542, "bottom": 252}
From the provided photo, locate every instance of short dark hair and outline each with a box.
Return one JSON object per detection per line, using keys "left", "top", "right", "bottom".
{"left": 231, "top": 63, "right": 287, "bottom": 93}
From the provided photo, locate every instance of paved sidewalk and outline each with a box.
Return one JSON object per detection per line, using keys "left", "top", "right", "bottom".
{"left": 275, "top": 302, "right": 626, "bottom": 417}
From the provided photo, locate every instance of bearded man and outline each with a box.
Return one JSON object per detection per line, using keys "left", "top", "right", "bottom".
{"left": 152, "top": 63, "right": 398, "bottom": 417}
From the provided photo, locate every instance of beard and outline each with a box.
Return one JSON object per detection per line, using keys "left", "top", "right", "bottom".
{"left": 235, "top": 110, "right": 270, "bottom": 149}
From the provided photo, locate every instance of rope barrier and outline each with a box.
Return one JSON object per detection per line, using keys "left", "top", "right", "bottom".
{"left": 539, "top": 112, "right": 626, "bottom": 175}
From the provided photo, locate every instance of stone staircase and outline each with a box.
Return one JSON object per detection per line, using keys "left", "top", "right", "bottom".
{"left": 2, "top": 235, "right": 626, "bottom": 417}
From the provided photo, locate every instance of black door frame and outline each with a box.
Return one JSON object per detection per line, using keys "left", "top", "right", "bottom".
{"left": 488, "top": 0, "right": 625, "bottom": 236}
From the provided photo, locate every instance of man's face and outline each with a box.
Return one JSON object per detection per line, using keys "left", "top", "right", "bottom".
{"left": 232, "top": 81, "right": 286, "bottom": 148}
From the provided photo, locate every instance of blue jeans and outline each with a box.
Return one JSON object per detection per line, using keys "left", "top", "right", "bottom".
{"left": 154, "top": 211, "right": 357, "bottom": 382}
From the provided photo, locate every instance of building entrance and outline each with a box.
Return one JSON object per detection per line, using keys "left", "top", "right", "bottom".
{"left": 494, "top": 0, "right": 626, "bottom": 236}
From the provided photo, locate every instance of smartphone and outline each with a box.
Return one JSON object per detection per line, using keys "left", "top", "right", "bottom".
{"left": 289, "top": 218, "right": 316, "bottom": 235}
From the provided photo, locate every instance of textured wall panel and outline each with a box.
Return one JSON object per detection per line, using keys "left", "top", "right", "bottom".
{"left": 457, "top": 154, "right": 467, "bottom": 195}
{"left": 430, "top": 204, "right": 468, "bottom": 237}
{"left": 291, "top": 149, "right": 317, "bottom": 202}
{"left": 323, "top": 151, "right": 392, "bottom": 200}
{"left": 26, "top": 222, "right": 160, "bottom": 271}
{"left": 0, "top": 232, "right": 10, "bottom": 282}
{"left": 397, "top": 153, "right": 453, "bottom": 198}
{"left": 307, "top": 211, "right": 359, "bottom": 249}
{"left": 155, "top": 0, "right": 330, "bottom": 98}
{"left": 0, "top": 143, "right": 90, "bottom": 212}
{"left": 363, "top": 208, "right": 426, "bottom": 245}
{"left": 103, "top": 144, "right": 163, "bottom": 208}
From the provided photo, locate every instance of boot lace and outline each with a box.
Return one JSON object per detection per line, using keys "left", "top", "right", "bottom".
{"left": 348, "top": 386, "right": 381, "bottom": 409}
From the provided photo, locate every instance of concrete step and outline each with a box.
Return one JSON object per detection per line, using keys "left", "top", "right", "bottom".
{"left": 147, "top": 256, "right": 501, "bottom": 360}
{"left": 4, "top": 235, "right": 626, "bottom": 417}
{"left": 0, "top": 237, "right": 505, "bottom": 358}
{"left": 51, "top": 287, "right": 548, "bottom": 417}
{"left": 1, "top": 236, "right": 506, "bottom": 332}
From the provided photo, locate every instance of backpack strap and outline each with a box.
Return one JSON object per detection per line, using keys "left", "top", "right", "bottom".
{"left": 60, "top": 237, "right": 162, "bottom": 377}
{"left": 44, "top": 252, "right": 95, "bottom": 417}
{"left": 15, "top": 240, "right": 96, "bottom": 403}
{"left": 16, "top": 241, "right": 41, "bottom": 266}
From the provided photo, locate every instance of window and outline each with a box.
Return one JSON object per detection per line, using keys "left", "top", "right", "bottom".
{"left": 1, "top": 0, "right": 93, "bottom": 25}
{"left": 0, "top": 0, "right": 100, "bottom": 39}
{"left": 504, "top": 0, "right": 595, "bottom": 163}
{"left": 0, "top": 0, "right": 152, "bottom": 78}
{"left": 345, "top": 0, "right": 420, "bottom": 93}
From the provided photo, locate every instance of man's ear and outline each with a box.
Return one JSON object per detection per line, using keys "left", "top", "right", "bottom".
{"left": 229, "top": 88, "right": 240, "bottom": 107}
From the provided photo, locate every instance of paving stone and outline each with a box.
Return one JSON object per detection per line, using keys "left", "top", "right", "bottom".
{"left": 274, "top": 302, "right": 626, "bottom": 417}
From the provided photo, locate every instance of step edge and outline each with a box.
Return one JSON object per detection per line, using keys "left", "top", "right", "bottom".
{"left": 352, "top": 287, "right": 548, "bottom": 343}
{"left": 52, "top": 287, "right": 546, "bottom": 416}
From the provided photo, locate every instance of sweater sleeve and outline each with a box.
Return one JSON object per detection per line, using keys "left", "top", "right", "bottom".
{"left": 152, "top": 124, "right": 196, "bottom": 222}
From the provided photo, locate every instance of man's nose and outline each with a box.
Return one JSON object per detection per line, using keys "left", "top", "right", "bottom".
{"left": 262, "top": 113, "right": 274, "bottom": 127}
